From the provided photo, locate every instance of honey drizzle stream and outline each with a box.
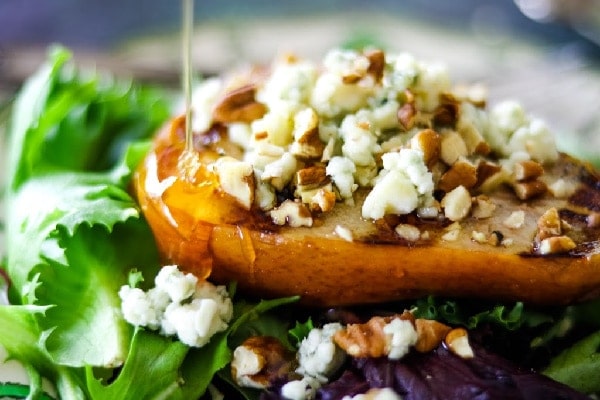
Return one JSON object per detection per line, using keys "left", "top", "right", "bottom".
{"left": 182, "top": 0, "right": 194, "bottom": 152}
{"left": 178, "top": 0, "right": 200, "bottom": 182}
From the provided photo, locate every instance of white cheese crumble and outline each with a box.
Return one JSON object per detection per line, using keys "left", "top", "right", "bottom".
{"left": 383, "top": 317, "right": 418, "bottom": 360}
{"left": 362, "top": 149, "right": 434, "bottom": 220}
{"left": 190, "top": 47, "right": 561, "bottom": 225}
{"left": 326, "top": 156, "right": 357, "bottom": 202}
{"left": 119, "top": 265, "right": 233, "bottom": 348}
{"left": 487, "top": 100, "right": 558, "bottom": 163}
{"left": 342, "top": 388, "right": 403, "bottom": 400}
{"left": 281, "top": 376, "right": 322, "bottom": 400}
{"left": 296, "top": 322, "right": 346, "bottom": 382}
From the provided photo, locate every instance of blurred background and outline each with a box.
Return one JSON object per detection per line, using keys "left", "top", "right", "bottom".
{"left": 1, "top": 0, "right": 599, "bottom": 159}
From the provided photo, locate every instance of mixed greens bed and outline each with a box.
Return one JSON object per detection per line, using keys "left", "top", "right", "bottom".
{"left": 1, "top": 47, "right": 600, "bottom": 399}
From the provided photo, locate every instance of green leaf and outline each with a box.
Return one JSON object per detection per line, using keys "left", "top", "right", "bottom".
{"left": 0, "top": 304, "right": 87, "bottom": 399}
{"left": 6, "top": 46, "right": 169, "bottom": 191}
{"left": 289, "top": 318, "right": 314, "bottom": 348}
{"left": 37, "top": 222, "right": 159, "bottom": 367}
{"left": 411, "top": 296, "right": 550, "bottom": 331}
{"left": 178, "top": 332, "right": 232, "bottom": 399}
{"left": 0, "top": 382, "right": 55, "bottom": 400}
{"left": 544, "top": 329, "right": 600, "bottom": 394}
{"left": 228, "top": 297, "right": 300, "bottom": 349}
{"left": 86, "top": 329, "right": 189, "bottom": 400}
{"left": 5, "top": 171, "right": 142, "bottom": 295}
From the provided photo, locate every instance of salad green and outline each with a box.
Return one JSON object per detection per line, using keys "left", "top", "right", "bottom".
{"left": 2, "top": 46, "right": 600, "bottom": 399}
{"left": 0, "top": 47, "right": 298, "bottom": 399}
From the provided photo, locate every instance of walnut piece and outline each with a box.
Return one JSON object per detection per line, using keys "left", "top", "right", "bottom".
{"left": 213, "top": 84, "right": 267, "bottom": 123}
{"left": 414, "top": 319, "right": 452, "bottom": 353}
{"left": 231, "top": 336, "right": 296, "bottom": 389}
{"left": 333, "top": 312, "right": 414, "bottom": 358}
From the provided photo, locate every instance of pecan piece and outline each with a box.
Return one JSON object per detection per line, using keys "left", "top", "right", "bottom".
{"left": 213, "top": 84, "right": 267, "bottom": 123}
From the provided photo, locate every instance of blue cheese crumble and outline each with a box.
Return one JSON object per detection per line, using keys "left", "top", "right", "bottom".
{"left": 189, "top": 48, "right": 559, "bottom": 228}
{"left": 119, "top": 265, "right": 233, "bottom": 347}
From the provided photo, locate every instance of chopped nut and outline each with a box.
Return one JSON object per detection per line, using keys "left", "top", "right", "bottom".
{"left": 395, "top": 224, "right": 421, "bottom": 242}
{"left": 334, "top": 313, "right": 415, "bottom": 359}
{"left": 270, "top": 200, "right": 313, "bottom": 227}
{"left": 537, "top": 207, "right": 562, "bottom": 240}
{"left": 433, "top": 95, "right": 459, "bottom": 126}
{"left": 511, "top": 180, "right": 547, "bottom": 200}
{"left": 452, "top": 83, "right": 488, "bottom": 107}
{"left": 296, "top": 165, "right": 329, "bottom": 188}
{"left": 471, "top": 230, "right": 487, "bottom": 244}
{"left": 398, "top": 102, "right": 417, "bottom": 131}
{"left": 513, "top": 160, "right": 544, "bottom": 182}
{"left": 365, "top": 49, "right": 385, "bottom": 83}
{"left": 211, "top": 157, "right": 255, "bottom": 210}
{"left": 290, "top": 108, "right": 324, "bottom": 160}
{"left": 444, "top": 328, "right": 474, "bottom": 359}
{"left": 503, "top": 210, "right": 525, "bottom": 229}
{"left": 440, "top": 130, "right": 468, "bottom": 166}
{"left": 310, "top": 187, "right": 337, "bottom": 212}
{"left": 538, "top": 235, "right": 577, "bottom": 255}
{"left": 457, "top": 113, "right": 490, "bottom": 156}
{"left": 231, "top": 336, "right": 296, "bottom": 389}
{"left": 548, "top": 178, "right": 578, "bottom": 199}
{"left": 261, "top": 152, "right": 298, "bottom": 191}
{"left": 410, "top": 129, "right": 441, "bottom": 168}
{"left": 414, "top": 319, "right": 452, "bottom": 353}
{"left": 471, "top": 195, "right": 496, "bottom": 219}
{"left": 213, "top": 84, "right": 267, "bottom": 123}
{"left": 475, "top": 160, "right": 502, "bottom": 189}
{"left": 441, "top": 185, "right": 472, "bottom": 222}
{"left": 442, "top": 222, "right": 462, "bottom": 241}
{"left": 254, "top": 131, "right": 268, "bottom": 141}
{"left": 437, "top": 157, "right": 478, "bottom": 192}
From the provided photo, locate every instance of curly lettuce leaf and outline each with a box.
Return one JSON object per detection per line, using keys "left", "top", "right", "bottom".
{"left": 412, "top": 296, "right": 551, "bottom": 330}
{"left": 2, "top": 44, "right": 169, "bottom": 399}
{"left": 7, "top": 46, "right": 169, "bottom": 191}
{"left": 0, "top": 304, "right": 87, "bottom": 399}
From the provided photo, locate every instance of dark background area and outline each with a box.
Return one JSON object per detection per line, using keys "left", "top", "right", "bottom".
{"left": 0, "top": 0, "right": 598, "bottom": 60}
